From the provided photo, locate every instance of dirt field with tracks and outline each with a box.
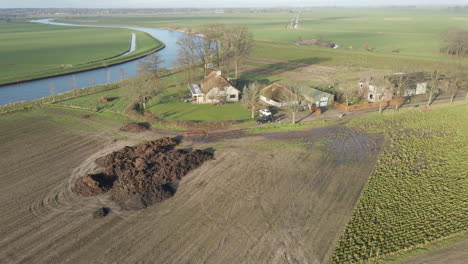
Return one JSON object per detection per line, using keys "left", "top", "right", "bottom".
{"left": 0, "top": 107, "right": 384, "bottom": 264}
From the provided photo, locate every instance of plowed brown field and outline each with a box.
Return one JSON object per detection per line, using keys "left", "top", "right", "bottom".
{"left": 0, "top": 107, "right": 383, "bottom": 264}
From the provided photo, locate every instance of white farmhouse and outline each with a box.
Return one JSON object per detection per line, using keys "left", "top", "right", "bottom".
{"left": 189, "top": 70, "right": 240, "bottom": 104}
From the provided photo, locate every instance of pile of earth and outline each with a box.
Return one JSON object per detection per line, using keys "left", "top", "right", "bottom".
{"left": 296, "top": 39, "right": 337, "bottom": 48}
{"left": 119, "top": 122, "right": 150, "bottom": 132}
{"left": 73, "top": 137, "right": 214, "bottom": 210}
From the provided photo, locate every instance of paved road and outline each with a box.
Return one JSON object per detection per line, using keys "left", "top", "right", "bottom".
{"left": 274, "top": 91, "right": 468, "bottom": 124}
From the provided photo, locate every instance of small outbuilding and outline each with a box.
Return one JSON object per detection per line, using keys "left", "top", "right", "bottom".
{"left": 259, "top": 83, "right": 297, "bottom": 107}
{"left": 299, "top": 87, "right": 334, "bottom": 107}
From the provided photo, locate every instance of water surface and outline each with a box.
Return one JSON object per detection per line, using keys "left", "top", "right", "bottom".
{"left": 0, "top": 19, "right": 188, "bottom": 106}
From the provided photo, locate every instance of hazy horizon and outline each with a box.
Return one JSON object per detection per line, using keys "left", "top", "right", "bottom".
{"left": 1, "top": 0, "right": 467, "bottom": 9}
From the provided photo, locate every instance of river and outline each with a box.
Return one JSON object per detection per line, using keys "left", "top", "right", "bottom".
{"left": 0, "top": 19, "right": 188, "bottom": 106}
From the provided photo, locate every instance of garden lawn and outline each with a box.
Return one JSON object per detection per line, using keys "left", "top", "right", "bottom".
{"left": 148, "top": 99, "right": 251, "bottom": 122}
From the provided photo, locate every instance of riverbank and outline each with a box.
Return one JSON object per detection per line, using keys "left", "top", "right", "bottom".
{"left": 0, "top": 28, "right": 163, "bottom": 86}
{"left": 0, "top": 19, "right": 194, "bottom": 106}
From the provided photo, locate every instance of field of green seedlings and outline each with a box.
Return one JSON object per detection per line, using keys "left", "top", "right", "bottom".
{"left": 331, "top": 104, "right": 468, "bottom": 263}
{"left": 0, "top": 20, "right": 161, "bottom": 84}
{"left": 59, "top": 8, "right": 468, "bottom": 59}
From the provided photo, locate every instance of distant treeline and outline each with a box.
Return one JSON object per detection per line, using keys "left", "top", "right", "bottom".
{"left": 441, "top": 27, "right": 468, "bottom": 58}
{"left": 0, "top": 8, "right": 303, "bottom": 16}
{"left": 3, "top": 6, "right": 468, "bottom": 17}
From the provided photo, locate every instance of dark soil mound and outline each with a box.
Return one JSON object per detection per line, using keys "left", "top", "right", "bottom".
{"left": 97, "top": 96, "right": 112, "bottom": 103}
{"left": 119, "top": 122, "right": 150, "bottom": 133}
{"left": 93, "top": 207, "right": 111, "bottom": 218}
{"left": 73, "top": 137, "right": 214, "bottom": 210}
{"left": 80, "top": 114, "right": 91, "bottom": 119}
{"left": 73, "top": 173, "right": 116, "bottom": 196}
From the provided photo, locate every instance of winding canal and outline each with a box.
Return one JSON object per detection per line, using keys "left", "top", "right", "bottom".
{"left": 0, "top": 19, "right": 188, "bottom": 106}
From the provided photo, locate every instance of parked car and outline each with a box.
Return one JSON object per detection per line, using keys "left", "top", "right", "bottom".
{"left": 259, "top": 109, "right": 272, "bottom": 116}
{"left": 256, "top": 115, "right": 273, "bottom": 124}
{"left": 298, "top": 104, "right": 308, "bottom": 111}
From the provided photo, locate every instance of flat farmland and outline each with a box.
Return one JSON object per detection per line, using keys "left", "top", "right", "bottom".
{"left": 0, "top": 21, "right": 161, "bottom": 84}
{"left": 0, "top": 106, "right": 382, "bottom": 263}
{"left": 59, "top": 9, "right": 468, "bottom": 59}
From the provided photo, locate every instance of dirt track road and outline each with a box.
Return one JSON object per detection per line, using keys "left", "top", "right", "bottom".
{"left": 394, "top": 235, "right": 468, "bottom": 264}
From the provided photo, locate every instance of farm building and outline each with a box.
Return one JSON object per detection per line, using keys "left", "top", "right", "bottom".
{"left": 260, "top": 84, "right": 334, "bottom": 107}
{"left": 359, "top": 72, "right": 439, "bottom": 102}
{"left": 358, "top": 76, "right": 393, "bottom": 102}
{"left": 189, "top": 70, "right": 240, "bottom": 104}
{"left": 259, "top": 83, "right": 297, "bottom": 107}
{"left": 299, "top": 87, "right": 334, "bottom": 107}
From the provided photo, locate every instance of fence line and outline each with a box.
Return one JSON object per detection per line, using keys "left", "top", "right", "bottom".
{"left": 332, "top": 99, "right": 404, "bottom": 112}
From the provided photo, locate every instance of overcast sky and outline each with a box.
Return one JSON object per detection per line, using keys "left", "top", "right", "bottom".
{"left": 1, "top": 0, "right": 466, "bottom": 8}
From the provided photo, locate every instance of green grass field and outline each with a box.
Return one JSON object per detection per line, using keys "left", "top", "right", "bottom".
{"left": 57, "top": 9, "right": 468, "bottom": 60}
{"left": 0, "top": 20, "right": 162, "bottom": 84}
{"left": 331, "top": 104, "right": 468, "bottom": 263}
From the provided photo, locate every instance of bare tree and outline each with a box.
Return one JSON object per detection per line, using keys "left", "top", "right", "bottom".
{"left": 119, "top": 72, "right": 163, "bottom": 113}
{"left": 285, "top": 84, "right": 303, "bottom": 124}
{"left": 440, "top": 27, "right": 468, "bottom": 57}
{"left": 194, "top": 26, "right": 218, "bottom": 77}
{"left": 447, "top": 60, "right": 467, "bottom": 103}
{"left": 372, "top": 77, "right": 390, "bottom": 114}
{"left": 389, "top": 72, "right": 411, "bottom": 110}
{"left": 223, "top": 26, "right": 253, "bottom": 79}
{"left": 136, "top": 53, "right": 166, "bottom": 110}
{"left": 426, "top": 69, "right": 445, "bottom": 107}
{"left": 176, "top": 31, "right": 198, "bottom": 86}
{"left": 138, "top": 53, "right": 166, "bottom": 77}
{"left": 242, "top": 82, "right": 263, "bottom": 118}
{"left": 340, "top": 80, "right": 359, "bottom": 106}
{"left": 204, "top": 24, "right": 226, "bottom": 69}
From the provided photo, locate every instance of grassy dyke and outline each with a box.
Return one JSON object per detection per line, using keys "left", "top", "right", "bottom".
{"left": 0, "top": 21, "right": 162, "bottom": 85}
{"left": 331, "top": 104, "right": 468, "bottom": 263}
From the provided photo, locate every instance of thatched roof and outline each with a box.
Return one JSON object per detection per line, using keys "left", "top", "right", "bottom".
{"left": 260, "top": 83, "right": 294, "bottom": 102}
{"left": 200, "top": 71, "right": 233, "bottom": 93}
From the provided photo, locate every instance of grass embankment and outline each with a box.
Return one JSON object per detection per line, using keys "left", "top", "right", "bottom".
{"left": 0, "top": 21, "right": 162, "bottom": 85}
{"left": 331, "top": 104, "right": 468, "bottom": 263}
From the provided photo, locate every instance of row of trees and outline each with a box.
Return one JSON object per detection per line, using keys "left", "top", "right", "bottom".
{"left": 57, "top": 24, "right": 253, "bottom": 116}
{"left": 441, "top": 27, "right": 468, "bottom": 57}
{"left": 176, "top": 24, "right": 253, "bottom": 84}
{"left": 339, "top": 63, "right": 467, "bottom": 114}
